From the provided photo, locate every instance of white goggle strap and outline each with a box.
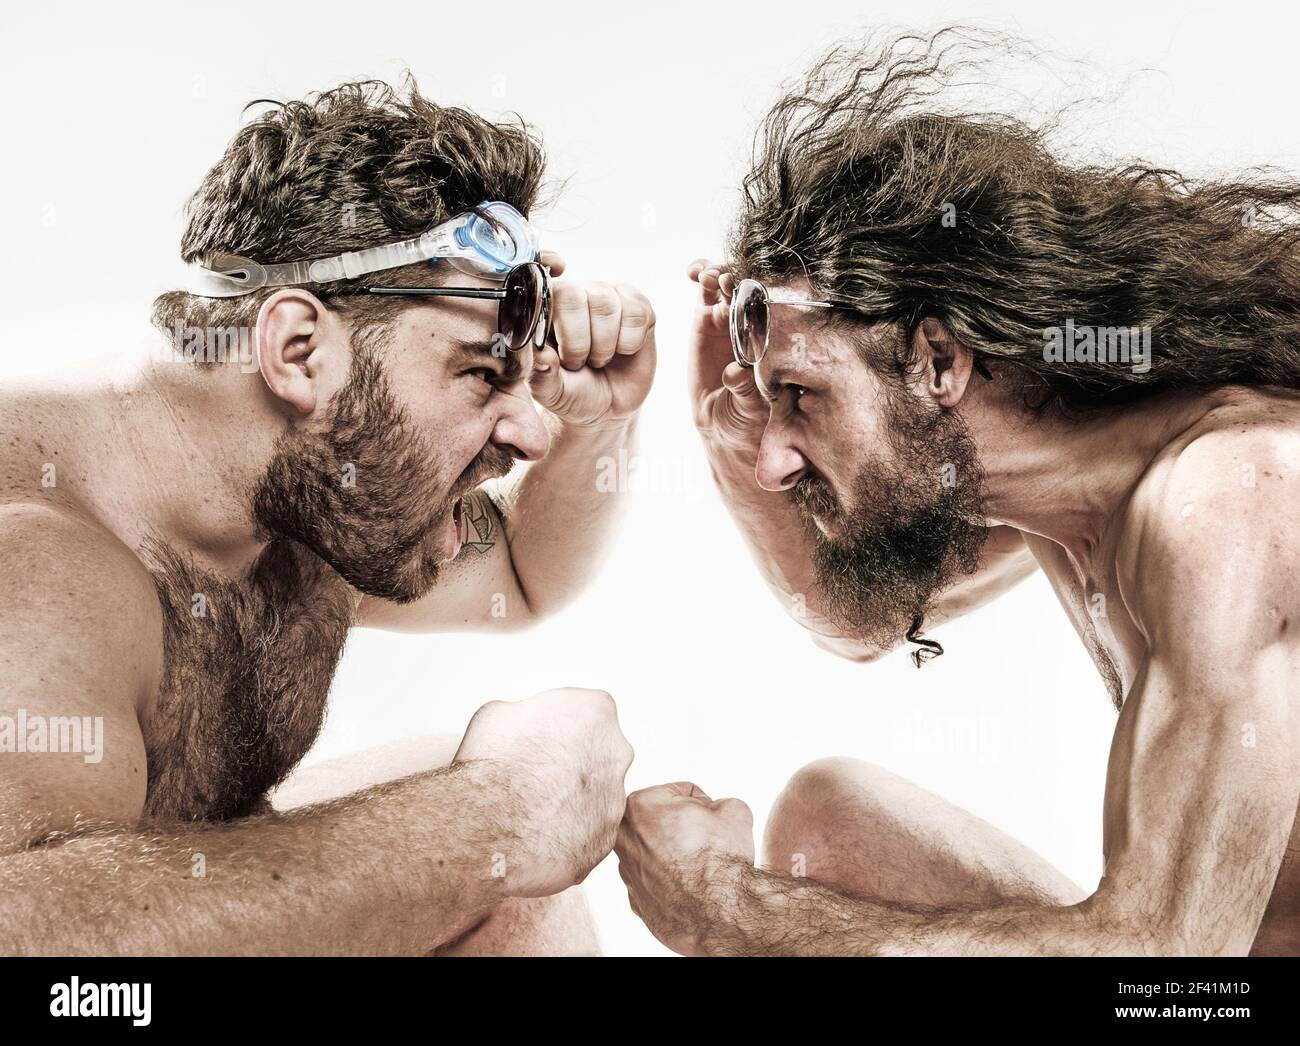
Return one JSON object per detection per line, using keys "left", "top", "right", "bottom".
{"left": 187, "top": 225, "right": 466, "bottom": 298}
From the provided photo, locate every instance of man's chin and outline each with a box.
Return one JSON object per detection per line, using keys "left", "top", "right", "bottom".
{"left": 331, "top": 547, "right": 442, "bottom": 605}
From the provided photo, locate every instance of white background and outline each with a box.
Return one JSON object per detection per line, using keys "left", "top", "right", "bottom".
{"left": 2, "top": 1, "right": 1294, "bottom": 955}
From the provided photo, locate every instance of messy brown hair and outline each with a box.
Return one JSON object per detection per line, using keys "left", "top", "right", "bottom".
{"left": 731, "top": 27, "right": 1300, "bottom": 414}
{"left": 152, "top": 78, "right": 546, "bottom": 338}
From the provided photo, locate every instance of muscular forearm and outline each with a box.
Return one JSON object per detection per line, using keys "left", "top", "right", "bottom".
{"left": 504, "top": 414, "right": 638, "bottom": 614}
{"left": 0, "top": 760, "right": 514, "bottom": 956}
{"left": 706, "top": 862, "right": 1173, "bottom": 957}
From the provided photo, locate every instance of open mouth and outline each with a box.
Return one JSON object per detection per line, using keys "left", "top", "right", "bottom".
{"left": 440, "top": 496, "right": 468, "bottom": 559}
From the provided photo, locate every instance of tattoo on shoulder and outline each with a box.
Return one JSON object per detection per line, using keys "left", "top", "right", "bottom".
{"left": 459, "top": 490, "right": 498, "bottom": 555}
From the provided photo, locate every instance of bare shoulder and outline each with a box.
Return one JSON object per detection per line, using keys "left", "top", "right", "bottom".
{"left": 0, "top": 500, "right": 164, "bottom": 710}
{"left": 1121, "top": 388, "right": 1300, "bottom": 647}
{"left": 0, "top": 502, "right": 161, "bottom": 846}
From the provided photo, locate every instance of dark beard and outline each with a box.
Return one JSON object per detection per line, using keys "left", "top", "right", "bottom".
{"left": 250, "top": 330, "right": 513, "bottom": 603}
{"left": 790, "top": 384, "right": 988, "bottom": 661}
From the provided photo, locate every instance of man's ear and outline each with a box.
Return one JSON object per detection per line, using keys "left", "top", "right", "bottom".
{"left": 256, "top": 289, "right": 333, "bottom": 415}
{"left": 911, "top": 317, "right": 974, "bottom": 408}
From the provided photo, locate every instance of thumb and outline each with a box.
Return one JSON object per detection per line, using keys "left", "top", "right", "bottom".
{"left": 719, "top": 361, "right": 768, "bottom": 428}
{"left": 528, "top": 344, "right": 566, "bottom": 412}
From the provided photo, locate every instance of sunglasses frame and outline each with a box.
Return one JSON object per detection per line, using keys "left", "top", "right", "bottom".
{"left": 352, "top": 260, "right": 552, "bottom": 352}
{"left": 729, "top": 276, "right": 994, "bottom": 381}
{"left": 729, "top": 278, "right": 841, "bottom": 369}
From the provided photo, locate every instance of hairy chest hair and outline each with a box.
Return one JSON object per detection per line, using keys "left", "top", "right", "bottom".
{"left": 140, "top": 538, "right": 358, "bottom": 823}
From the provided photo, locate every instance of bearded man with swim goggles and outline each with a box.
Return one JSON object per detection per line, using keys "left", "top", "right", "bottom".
{"left": 0, "top": 85, "right": 648, "bottom": 956}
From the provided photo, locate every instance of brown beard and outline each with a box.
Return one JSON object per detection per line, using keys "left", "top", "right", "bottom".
{"left": 250, "top": 328, "right": 514, "bottom": 603}
{"left": 790, "top": 384, "right": 988, "bottom": 662}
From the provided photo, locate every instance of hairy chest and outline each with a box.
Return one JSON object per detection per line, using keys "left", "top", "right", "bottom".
{"left": 140, "top": 539, "right": 358, "bottom": 822}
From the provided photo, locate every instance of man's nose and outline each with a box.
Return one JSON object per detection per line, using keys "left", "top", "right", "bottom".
{"left": 491, "top": 393, "right": 550, "bottom": 462}
{"left": 755, "top": 426, "right": 810, "bottom": 492}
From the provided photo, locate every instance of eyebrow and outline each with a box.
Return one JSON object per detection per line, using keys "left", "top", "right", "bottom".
{"left": 756, "top": 364, "right": 805, "bottom": 404}
{"left": 448, "top": 338, "right": 528, "bottom": 384}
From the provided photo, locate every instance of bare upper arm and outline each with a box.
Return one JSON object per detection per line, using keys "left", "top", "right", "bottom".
{"left": 0, "top": 504, "right": 159, "bottom": 852}
{"left": 1093, "top": 429, "right": 1300, "bottom": 951}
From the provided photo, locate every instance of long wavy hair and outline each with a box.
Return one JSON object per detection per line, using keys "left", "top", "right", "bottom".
{"left": 731, "top": 28, "right": 1300, "bottom": 414}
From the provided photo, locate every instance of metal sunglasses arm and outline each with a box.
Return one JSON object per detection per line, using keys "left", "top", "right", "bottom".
{"left": 362, "top": 286, "right": 507, "bottom": 300}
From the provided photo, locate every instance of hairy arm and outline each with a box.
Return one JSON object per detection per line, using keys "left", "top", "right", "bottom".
{"left": 0, "top": 507, "right": 516, "bottom": 955}
{"left": 698, "top": 439, "right": 1300, "bottom": 955}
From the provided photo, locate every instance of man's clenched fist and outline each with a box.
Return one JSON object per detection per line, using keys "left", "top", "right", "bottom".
{"left": 454, "top": 687, "right": 634, "bottom": 898}
{"left": 614, "top": 781, "right": 756, "bottom": 956}
{"left": 527, "top": 252, "right": 656, "bottom": 428}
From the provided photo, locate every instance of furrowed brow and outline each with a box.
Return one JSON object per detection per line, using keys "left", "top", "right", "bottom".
{"left": 449, "top": 338, "right": 527, "bottom": 383}
{"left": 757, "top": 364, "right": 798, "bottom": 404}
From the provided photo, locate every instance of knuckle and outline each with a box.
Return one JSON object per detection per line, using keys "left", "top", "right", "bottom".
{"left": 620, "top": 303, "right": 650, "bottom": 330}
{"left": 586, "top": 284, "right": 620, "bottom": 316}
{"left": 553, "top": 286, "right": 588, "bottom": 314}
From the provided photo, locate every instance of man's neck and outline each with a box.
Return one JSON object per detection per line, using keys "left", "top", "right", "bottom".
{"left": 970, "top": 387, "right": 1221, "bottom": 557}
{"left": 84, "top": 347, "right": 287, "bottom": 579}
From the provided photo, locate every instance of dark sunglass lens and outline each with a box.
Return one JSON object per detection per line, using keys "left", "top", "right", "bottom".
{"left": 737, "top": 280, "right": 768, "bottom": 364}
{"left": 500, "top": 265, "right": 543, "bottom": 351}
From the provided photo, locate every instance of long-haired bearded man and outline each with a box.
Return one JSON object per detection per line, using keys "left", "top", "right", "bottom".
{"left": 617, "top": 29, "right": 1300, "bottom": 957}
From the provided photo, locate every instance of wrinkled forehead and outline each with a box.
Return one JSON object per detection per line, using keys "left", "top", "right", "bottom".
{"left": 757, "top": 276, "right": 855, "bottom": 383}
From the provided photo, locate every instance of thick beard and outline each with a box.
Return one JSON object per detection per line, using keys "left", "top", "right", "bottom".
{"left": 250, "top": 328, "right": 513, "bottom": 603}
{"left": 790, "top": 383, "right": 988, "bottom": 658}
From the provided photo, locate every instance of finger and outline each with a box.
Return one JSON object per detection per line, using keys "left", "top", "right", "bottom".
{"left": 538, "top": 249, "right": 566, "bottom": 276}
{"left": 627, "top": 782, "right": 680, "bottom": 804}
{"left": 689, "top": 274, "right": 737, "bottom": 398}
{"left": 614, "top": 284, "right": 654, "bottom": 356}
{"left": 687, "top": 258, "right": 710, "bottom": 282}
{"left": 665, "top": 781, "right": 713, "bottom": 802}
{"left": 698, "top": 264, "right": 723, "bottom": 307}
{"left": 714, "top": 797, "right": 755, "bottom": 829}
{"left": 549, "top": 282, "right": 592, "bottom": 370}
{"left": 527, "top": 344, "right": 565, "bottom": 411}
{"left": 719, "top": 362, "right": 769, "bottom": 426}
{"left": 585, "top": 282, "right": 622, "bottom": 369}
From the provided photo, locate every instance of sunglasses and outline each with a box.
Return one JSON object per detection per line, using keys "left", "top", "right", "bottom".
{"left": 356, "top": 260, "right": 551, "bottom": 353}
{"left": 729, "top": 277, "right": 994, "bottom": 380}
{"left": 729, "top": 278, "right": 844, "bottom": 368}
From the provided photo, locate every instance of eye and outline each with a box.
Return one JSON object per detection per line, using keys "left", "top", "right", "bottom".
{"left": 788, "top": 385, "right": 810, "bottom": 410}
{"left": 467, "top": 367, "right": 497, "bottom": 387}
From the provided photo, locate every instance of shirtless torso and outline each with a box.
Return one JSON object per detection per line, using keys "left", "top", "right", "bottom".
{"left": 1023, "top": 387, "right": 1300, "bottom": 954}
{"left": 0, "top": 364, "right": 360, "bottom": 830}
{"left": 688, "top": 257, "right": 1300, "bottom": 953}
